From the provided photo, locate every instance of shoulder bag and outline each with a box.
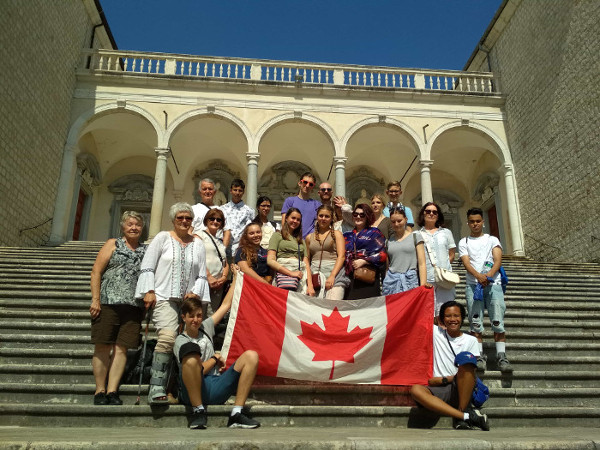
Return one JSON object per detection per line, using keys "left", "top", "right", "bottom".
{"left": 310, "top": 231, "right": 329, "bottom": 290}
{"left": 275, "top": 239, "right": 301, "bottom": 291}
{"left": 443, "top": 331, "right": 489, "bottom": 408}
{"left": 421, "top": 230, "right": 459, "bottom": 289}
{"left": 353, "top": 232, "right": 376, "bottom": 284}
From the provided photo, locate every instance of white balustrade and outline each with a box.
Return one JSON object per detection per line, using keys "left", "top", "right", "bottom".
{"left": 79, "top": 49, "right": 498, "bottom": 94}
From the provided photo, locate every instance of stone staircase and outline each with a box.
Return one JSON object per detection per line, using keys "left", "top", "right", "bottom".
{"left": 1, "top": 242, "right": 600, "bottom": 428}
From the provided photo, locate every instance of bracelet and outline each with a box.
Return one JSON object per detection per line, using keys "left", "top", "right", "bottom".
{"left": 211, "top": 355, "right": 219, "bottom": 363}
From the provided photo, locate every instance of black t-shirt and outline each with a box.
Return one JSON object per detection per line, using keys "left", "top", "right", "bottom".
{"left": 234, "top": 247, "right": 269, "bottom": 277}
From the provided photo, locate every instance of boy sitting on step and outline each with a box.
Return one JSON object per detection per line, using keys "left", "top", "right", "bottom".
{"left": 173, "top": 273, "right": 260, "bottom": 430}
{"left": 410, "top": 301, "right": 490, "bottom": 430}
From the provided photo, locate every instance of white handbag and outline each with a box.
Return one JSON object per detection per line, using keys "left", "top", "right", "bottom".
{"left": 421, "top": 231, "right": 460, "bottom": 289}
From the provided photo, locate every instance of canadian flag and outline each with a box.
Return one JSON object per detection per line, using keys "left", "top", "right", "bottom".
{"left": 221, "top": 273, "right": 434, "bottom": 385}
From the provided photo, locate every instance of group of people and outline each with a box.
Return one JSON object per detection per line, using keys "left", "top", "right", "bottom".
{"left": 89, "top": 170, "right": 512, "bottom": 431}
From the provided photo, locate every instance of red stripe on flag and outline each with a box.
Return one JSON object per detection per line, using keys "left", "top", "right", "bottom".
{"left": 380, "top": 286, "right": 434, "bottom": 385}
{"left": 225, "top": 275, "right": 289, "bottom": 377}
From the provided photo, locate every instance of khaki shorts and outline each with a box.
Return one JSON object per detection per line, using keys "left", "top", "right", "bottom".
{"left": 91, "top": 304, "right": 143, "bottom": 349}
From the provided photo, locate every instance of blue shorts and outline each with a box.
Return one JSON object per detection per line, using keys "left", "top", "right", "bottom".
{"left": 465, "top": 283, "right": 506, "bottom": 333}
{"left": 178, "top": 362, "right": 240, "bottom": 406}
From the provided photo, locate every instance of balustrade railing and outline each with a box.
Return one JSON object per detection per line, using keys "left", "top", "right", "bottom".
{"left": 81, "top": 49, "right": 497, "bottom": 94}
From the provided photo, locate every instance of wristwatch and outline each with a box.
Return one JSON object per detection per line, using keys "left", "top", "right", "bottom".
{"left": 441, "top": 377, "right": 449, "bottom": 386}
{"left": 211, "top": 355, "right": 219, "bottom": 363}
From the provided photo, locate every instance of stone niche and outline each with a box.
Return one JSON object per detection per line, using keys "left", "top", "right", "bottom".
{"left": 192, "top": 160, "right": 240, "bottom": 205}
{"left": 258, "top": 160, "right": 321, "bottom": 213}
{"left": 108, "top": 174, "right": 154, "bottom": 242}
{"left": 345, "top": 166, "right": 386, "bottom": 206}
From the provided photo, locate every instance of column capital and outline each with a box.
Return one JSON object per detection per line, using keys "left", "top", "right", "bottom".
{"left": 419, "top": 159, "right": 434, "bottom": 168}
{"left": 333, "top": 156, "right": 348, "bottom": 169}
{"left": 154, "top": 147, "right": 171, "bottom": 159}
{"left": 502, "top": 163, "right": 514, "bottom": 174}
{"left": 246, "top": 152, "right": 260, "bottom": 165}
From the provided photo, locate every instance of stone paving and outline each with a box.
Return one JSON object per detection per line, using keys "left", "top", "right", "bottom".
{"left": 1, "top": 426, "right": 600, "bottom": 449}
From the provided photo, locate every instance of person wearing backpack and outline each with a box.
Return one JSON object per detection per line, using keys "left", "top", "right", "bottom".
{"left": 458, "top": 208, "right": 513, "bottom": 373}
{"left": 410, "top": 301, "right": 489, "bottom": 431}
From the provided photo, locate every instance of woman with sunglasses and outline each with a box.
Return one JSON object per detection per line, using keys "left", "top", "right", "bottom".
{"left": 382, "top": 207, "right": 428, "bottom": 295}
{"left": 135, "top": 202, "right": 210, "bottom": 404}
{"left": 196, "top": 208, "right": 229, "bottom": 316}
{"left": 306, "top": 205, "right": 349, "bottom": 299}
{"left": 343, "top": 204, "right": 387, "bottom": 299}
{"left": 235, "top": 222, "right": 273, "bottom": 284}
{"left": 417, "top": 202, "right": 457, "bottom": 318}
{"left": 267, "top": 207, "right": 312, "bottom": 294}
{"left": 370, "top": 193, "right": 394, "bottom": 239}
{"left": 253, "top": 195, "right": 280, "bottom": 249}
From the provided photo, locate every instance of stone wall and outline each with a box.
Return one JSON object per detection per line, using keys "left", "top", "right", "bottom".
{"left": 0, "top": 1, "right": 92, "bottom": 247}
{"left": 489, "top": 0, "right": 600, "bottom": 262}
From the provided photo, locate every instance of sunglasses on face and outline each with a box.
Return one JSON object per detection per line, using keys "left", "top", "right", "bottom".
{"left": 259, "top": 204, "right": 272, "bottom": 208}
{"left": 300, "top": 180, "right": 315, "bottom": 187}
{"left": 208, "top": 217, "right": 223, "bottom": 223}
{"left": 176, "top": 216, "right": 193, "bottom": 222}
{"left": 424, "top": 209, "right": 439, "bottom": 216}
{"left": 352, "top": 212, "right": 366, "bottom": 218}
{"left": 320, "top": 188, "right": 332, "bottom": 192}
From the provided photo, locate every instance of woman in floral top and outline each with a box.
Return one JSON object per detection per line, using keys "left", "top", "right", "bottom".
{"left": 343, "top": 203, "right": 387, "bottom": 299}
{"left": 90, "top": 211, "right": 146, "bottom": 406}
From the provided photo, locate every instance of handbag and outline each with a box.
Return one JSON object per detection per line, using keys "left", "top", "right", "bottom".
{"left": 353, "top": 235, "right": 377, "bottom": 284}
{"left": 203, "top": 231, "right": 229, "bottom": 302}
{"left": 421, "top": 231, "right": 460, "bottom": 289}
{"left": 444, "top": 331, "right": 490, "bottom": 408}
{"left": 276, "top": 240, "right": 302, "bottom": 291}
{"left": 310, "top": 231, "right": 330, "bottom": 290}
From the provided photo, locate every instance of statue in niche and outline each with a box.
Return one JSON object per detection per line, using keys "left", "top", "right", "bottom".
{"left": 355, "top": 189, "right": 370, "bottom": 206}
{"left": 213, "top": 182, "right": 227, "bottom": 206}
{"left": 440, "top": 202, "right": 451, "bottom": 214}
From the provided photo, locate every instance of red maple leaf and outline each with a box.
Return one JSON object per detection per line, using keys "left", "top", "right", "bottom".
{"left": 297, "top": 307, "right": 373, "bottom": 380}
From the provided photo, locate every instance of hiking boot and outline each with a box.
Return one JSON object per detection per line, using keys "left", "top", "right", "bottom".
{"left": 453, "top": 418, "right": 472, "bottom": 430}
{"left": 106, "top": 392, "right": 123, "bottom": 405}
{"left": 496, "top": 352, "right": 513, "bottom": 372}
{"left": 476, "top": 355, "right": 487, "bottom": 372}
{"left": 466, "top": 407, "right": 490, "bottom": 431}
{"left": 188, "top": 409, "right": 207, "bottom": 429}
{"left": 227, "top": 412, "right": 260, "bottom": 429}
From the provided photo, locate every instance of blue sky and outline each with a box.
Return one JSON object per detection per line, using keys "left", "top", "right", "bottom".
{"left": 100, "top": 1, "right": 502, "bottom": 71}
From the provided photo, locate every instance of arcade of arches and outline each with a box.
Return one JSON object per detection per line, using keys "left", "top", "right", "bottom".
{"left": 50, "top": 104, "right": 524, "bottom": 256}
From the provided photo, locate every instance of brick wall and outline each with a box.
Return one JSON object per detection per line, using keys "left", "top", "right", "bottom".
{"left": 490, "top": 0, "right": 600, "bottom": 262}
{"left": 0, "top": 1, "right": 92, "bottom": 247}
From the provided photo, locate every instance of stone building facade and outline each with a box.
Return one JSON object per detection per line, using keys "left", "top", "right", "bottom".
{"left": 1, "top": 0, "right": 597, "bottom": 263}
{"left": 0, "top": 0, "right": 115, "bottom": 247}
{"left": 466, "top": 0, "right": 600, "bottom": 262}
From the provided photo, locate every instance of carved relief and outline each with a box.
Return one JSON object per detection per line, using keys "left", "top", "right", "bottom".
{"left": 258, "top": 160, "right": 320, "bottom": 212}
{"left": 108, "top": 174, "right": 154, "bottom": 241}
{"left": 345, "top": 166, "right": 385, "bottom": 206}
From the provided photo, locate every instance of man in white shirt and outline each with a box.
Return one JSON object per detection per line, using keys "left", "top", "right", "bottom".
{"left": 410, "top": 301, "right": 490, "bottom": 431}
{"left": 190, "top": 179, "right": 230, "bottom": 244}
{"left": 219, "top": 179, "right": 255, "bottom": 256}
{"left": 458, "top": 208, "right": 512, "bottom": 373}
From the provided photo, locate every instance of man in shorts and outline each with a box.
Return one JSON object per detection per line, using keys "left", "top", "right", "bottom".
{"left": 458, "top": 208, "right": 512, "bottom": 373}
{"left": 174, "top": 286, "right": 260, "bottom": 429}
{"left": 410, "top": 301, "right": 490, "bottom": 430}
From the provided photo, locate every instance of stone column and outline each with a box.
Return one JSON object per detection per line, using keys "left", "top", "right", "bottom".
{"left": 419, "top": 159, "right": 434, "bottom": 204}
{"left": 48, "top": 144, "right": 78, "bottom": 245}
{"left": 246, "top": 153, "right": 260, "bottom": 210}
{"left": 502, "top": 164, "right": 525, "bottom": 256}
{"left": 333, "top": 156, "right": 347, "bottom": 198}
{"left": 148, "top": 148, "right": 170, "bottom": 239}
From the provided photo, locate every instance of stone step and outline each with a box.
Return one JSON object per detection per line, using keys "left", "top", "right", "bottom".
{"left": 2, "top": 382, "right": 599, "bottom": 408}
{"left": 1, "top": 403, "right": 599, "bottom": 428}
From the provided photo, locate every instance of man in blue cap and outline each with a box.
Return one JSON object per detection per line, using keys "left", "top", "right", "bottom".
{"left": 410, "top": 301, "right": 490, "bottom": 430}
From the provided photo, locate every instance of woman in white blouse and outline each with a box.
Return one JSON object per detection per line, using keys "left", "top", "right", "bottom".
{"left": 417, "top": 202, "right": 457, "bottom": 320}
{"left": 196, "top": 208, "right": 229, "bottom": 316}
{"left": 135, "top": 202, "right": 210, "bottom": 404}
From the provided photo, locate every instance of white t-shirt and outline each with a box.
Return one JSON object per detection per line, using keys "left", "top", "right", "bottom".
{"left": 433, "top": 326, "right": 480, "bottom": 377}
{"left": 191, "top": 203, "right": 225, "bottom": 239}
{"left": 458, "top": 234, "right": 502, "bottom": 285}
